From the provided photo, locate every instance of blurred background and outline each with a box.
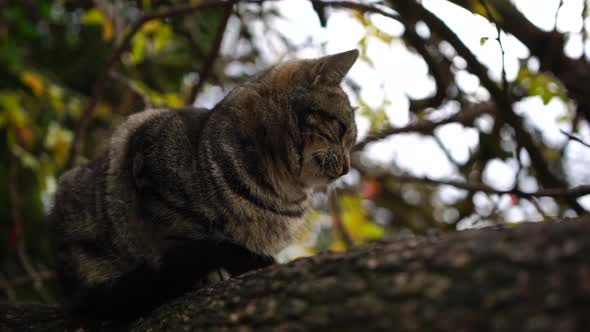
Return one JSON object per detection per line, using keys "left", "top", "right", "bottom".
{"left": 1, "top": 0, "right": 590, "bottom": 304}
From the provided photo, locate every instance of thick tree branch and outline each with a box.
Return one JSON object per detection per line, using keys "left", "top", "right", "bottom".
{"left": 3, "top": 219, "right": 590, "bottom": 331}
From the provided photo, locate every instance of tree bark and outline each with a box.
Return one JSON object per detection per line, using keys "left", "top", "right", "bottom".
{"left": 2, "top": 218, "right": 590, "bottom": 331}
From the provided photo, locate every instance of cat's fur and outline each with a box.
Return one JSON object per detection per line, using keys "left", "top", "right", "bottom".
{"left": 49, "top": 50, "right": 359, "bottom": 319}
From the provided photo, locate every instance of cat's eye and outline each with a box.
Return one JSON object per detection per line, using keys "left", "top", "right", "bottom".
{"left": 337, "top": 122, "right": 347, "bottom": 138}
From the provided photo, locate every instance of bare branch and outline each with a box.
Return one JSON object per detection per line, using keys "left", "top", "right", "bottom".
{"left": 353, "top": 102, "right": 494, "bottom": 152}
{"left": 310, "top": 0, "right": 401, "bottom": 21}
{"left": 362, "top": 169, "right": 590, "bottom": 200}
{"left": 479, "top": 0, "right": 509, "bottom": 101}
{"left": 0, "top": 271, "right": 54, "bottom": 292}
{"left": 111, "top": 71, "right": 153, "bottom": 108}
{"left": 403, "top": 26, "right": 453, "bottom": 112}
{"left": 8, "top": 155, "right": 52, "bottom": 303}
{"left": 447, "top": 0, "right": 590, "bottom": 123}
{"left": 560, "top": 129, "right": 590, "bottom": 149}
{"left": 328, "top": 189, "right": 353, "bottom": 249}
{"left": 390, "top": 0, "right": 585, "bottom": 213}
{"left": 0, "top": 273, "right": 16, "bottom": 302}
{"left": 187, "top": 2, "right": 234, "bottom": 104}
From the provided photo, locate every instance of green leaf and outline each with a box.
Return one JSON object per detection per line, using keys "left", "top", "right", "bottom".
{"left": 480, "top": 37, "right": 489, "bottom": 45}
{"left": 358, "top": 97, "right": 390, "bottom": 132}
{"left": 131, "top": 33, "right": 147, "bottom": 64}
{"left": 81, "top": 8, "right": 105, "bottom": 25}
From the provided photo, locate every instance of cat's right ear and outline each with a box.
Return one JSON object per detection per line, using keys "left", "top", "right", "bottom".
{"left": 312, "top": 49, "right": 359, "bottom": 86}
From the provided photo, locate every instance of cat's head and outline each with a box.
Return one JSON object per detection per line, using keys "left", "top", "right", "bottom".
{"left": 222, "top": 50, "right": 359, "bottom": 191}
{"left": 263, "top": 50, "right": 359, "bottom": 189}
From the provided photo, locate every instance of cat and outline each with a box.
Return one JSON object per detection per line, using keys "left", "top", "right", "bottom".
{"left": 49, "top": 49, "right": 359, "bottom": 320}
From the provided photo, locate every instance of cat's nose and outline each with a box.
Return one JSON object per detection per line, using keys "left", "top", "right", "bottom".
{"left": 340, "top": 161, "right": 350, "bottom": 176}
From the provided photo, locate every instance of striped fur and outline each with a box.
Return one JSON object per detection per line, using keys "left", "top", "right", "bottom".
{"left": 49, "top": 50, "right": 359, "bottom": 319}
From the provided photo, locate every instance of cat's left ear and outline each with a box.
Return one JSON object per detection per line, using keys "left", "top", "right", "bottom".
{"left": 312, "top": 49, "right": 359, "bottom": 86}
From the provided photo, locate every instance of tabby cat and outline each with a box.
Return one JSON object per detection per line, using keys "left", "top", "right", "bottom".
{"left": 49, "top": 49, "right": 359, "bottom": 319}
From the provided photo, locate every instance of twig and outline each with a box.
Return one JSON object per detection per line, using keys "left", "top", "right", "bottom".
{"left": 529, "top": 197, "right": 552, "bottom": 220}
{"left": 187, "top": 2, "right": 235, "bottom": 104}
{"left": 0, "top": 272, "right": 16, "bottom": 301}
{"left": 8, "top": 155, "right": 52, "bottom": 303}
{"left": 310, "top": 0, "right": 400, "bottom": 21}
{"left": 381, "top": 173, "right": 590, "bottom": 199}
{"left": 582, "top": 0, "right": 588, "bottom": 60}
{"left": 403, "top": 25, "right": 453, "bottom": 112}
{"left": 0, "top": 271, "right": 55, "bottom": 292}
{"left": 432, "top": 133, "right": 462, "bottom": 167}
{"left": 560, "top": 129, "right": 590, "bottom": 148}
{"left": 391, "top": 0, "right": 585, "bottom": 213}
{"left": 111, "top": 71, "right": 153, "bottom": 108}
{"left": 328, "top": 189, "right": 354, "bottom": 249}
{"left": 554, "top": 0, "right": 564, "bottom": 32}
{"left": 479, "top": 0, "right": 509, "bottom": 101}
{"left": 65, "top": 0, "right": 233, "bottom": 169}
{"left": 353, "top": 102, "right": 494, "bottom": 151}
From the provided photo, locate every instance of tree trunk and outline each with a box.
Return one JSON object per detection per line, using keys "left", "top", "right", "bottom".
{"left": 2, "top": 218, "right": 590, "bottom": 331}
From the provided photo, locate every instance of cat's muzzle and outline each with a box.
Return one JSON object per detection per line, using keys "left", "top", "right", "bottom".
{"left": 317, "top": 150, "right": 350, "bottom": 180}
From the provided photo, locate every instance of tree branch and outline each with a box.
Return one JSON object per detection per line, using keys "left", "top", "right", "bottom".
{"left": 389, "top": 0, "right": 585, "bottom": 213}
{"left": 403, "top": 25, "right": 454, "bottom": 112}
{"left": 8, "top": 155, "right": 51, "bottom": 303}
{"left": 329, "top": 189, "right": 353, "bottom": 248}
{"left": 3, "top": 219, "right": 590, "bottom": 331}
{"left": 560, "top": 129, "right": 590, "bottom": 149}
{"left": 186, "top": 2, "right": 235, "bottom": 104}
{"left": 381, "top": 173, "right": 590, "bottom": 200}
{"left": 447, "top": 0, "right": 590, "bottom": 123}
{"left": 310, "top": 0, "right": 401, "bottom": 21}
{"left": 353, "top": 101, "right": 494, "bottom": 151}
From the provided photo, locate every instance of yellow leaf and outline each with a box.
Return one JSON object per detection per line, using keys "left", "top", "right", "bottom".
{"left": 82, "top": 8, "right": 113, "bottom": 41}
{"left": 18, "top": 127, "right": 34, "bottom": 148}
{"left": 102, "top": 18, "right": 113, "bottom": 41}
{"left": 95, "top": 103, "right": 112, "bottom": 119}
{"left": 141, "top": 20, "right": 163, "bottom": 33}
{"left": 21, "top": 71, "right": 44, "bottom": 96}
{"left": 471, "top": 2, "right": 486, "bottom": 16}
{"left": 164, "top": 93, "right": 183, "bottom": 107}
{"left": 329, "top": 240, "right": 346, "bottom": 252}
{"left": 45, "top": 122, "right": 72, "bottom": 166}
{"left": 7, "top": 107, "right": 27, "bottom": 127}
{"left": 82, "top": 8, "right": 103, "bottom": 24}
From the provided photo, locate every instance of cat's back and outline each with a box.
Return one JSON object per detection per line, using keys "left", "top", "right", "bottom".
{"left": 49, "top": 153, "right": 110, "bottom": 248}
{"left": 50, "top": 107, "right": 212, "bottom": 239}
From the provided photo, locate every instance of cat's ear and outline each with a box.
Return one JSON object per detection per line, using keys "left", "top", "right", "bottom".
{"left": 312, "top": 49, "right": 359, "bottom": 86}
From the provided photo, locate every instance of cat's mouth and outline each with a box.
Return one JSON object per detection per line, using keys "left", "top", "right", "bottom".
{"left": 311, "top": 151, "right": 350, "bottom": 181}
{"left": 299, "top": 145, "right": 351, "bottom": 189}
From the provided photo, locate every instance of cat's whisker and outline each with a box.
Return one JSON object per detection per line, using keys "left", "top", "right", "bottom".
{"left": 302, "top": 132, "right": 330, "bottom": 147}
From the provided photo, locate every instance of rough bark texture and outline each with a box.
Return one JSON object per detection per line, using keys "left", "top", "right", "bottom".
{"left": 2, "top": 218, "right": 590, "bottom": 331}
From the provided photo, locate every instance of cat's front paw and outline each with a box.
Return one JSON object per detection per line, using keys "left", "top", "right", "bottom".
{"left": 206, "top": 267, "right": 231, "bottom": 283}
